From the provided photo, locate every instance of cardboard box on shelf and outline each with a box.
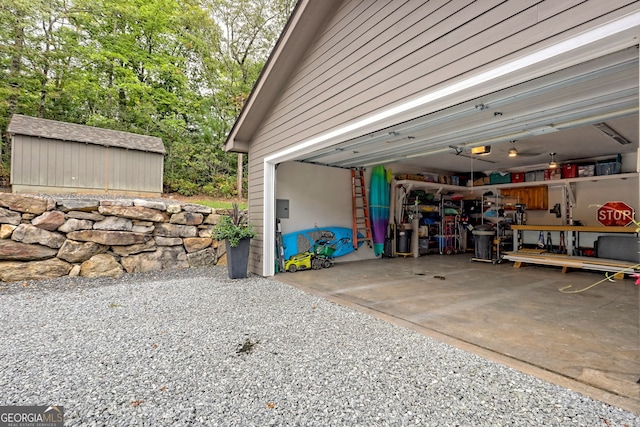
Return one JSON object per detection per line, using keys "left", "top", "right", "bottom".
{"left": 472, "top": 176, "right": 490, "bottom": 186}
{"left": 395, "top": 173, "right": 425, "bottom": 181}
{"left": 438, "top": 175, "right": 452, "bottom": 185}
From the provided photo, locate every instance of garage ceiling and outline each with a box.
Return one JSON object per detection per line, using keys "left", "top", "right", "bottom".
{"left": 297, "top": 47, "right": 639, "bottom": 175}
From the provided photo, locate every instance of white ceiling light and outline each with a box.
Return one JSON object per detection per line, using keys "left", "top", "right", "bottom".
{"left": 508, "top": 141, "right": 518, "bottom": 157}
{"left": 548, "top": 152, "right": 558, "bottom": 168}
{"left": 471, "top": 145, "right": 491, "bottom": 155}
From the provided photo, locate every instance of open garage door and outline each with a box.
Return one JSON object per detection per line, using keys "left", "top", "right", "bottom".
{"left": 295, "top": 47, "right": 638, "bottom": 175}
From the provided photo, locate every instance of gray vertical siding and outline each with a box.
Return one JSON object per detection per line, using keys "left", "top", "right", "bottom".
{"left": 108, "top": 148, "right": 163, "bottom": 193}
{"left": 252, "top": 0, "right": 639, "bottom": 150}
{"left": 11, "top": 135, "right": 163, "bottom": 194}
{"left": 247, "top": 156, "right": 264, "bottom": 270}
{"left": 13, "top": 137, "right": 108, "bottom": 189}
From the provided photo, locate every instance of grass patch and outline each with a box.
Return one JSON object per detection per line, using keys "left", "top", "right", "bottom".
{"left": 193, "top": 200, "right": 248, "bottom": 210}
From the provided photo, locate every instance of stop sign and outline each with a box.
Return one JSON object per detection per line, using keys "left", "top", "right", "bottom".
{"left": 596, "top": 201, "right": 635, "bottom": 226}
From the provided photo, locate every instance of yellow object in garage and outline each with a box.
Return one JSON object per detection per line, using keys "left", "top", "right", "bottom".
{"left": 285, "top": 252, "right": 313, "bottom": 272}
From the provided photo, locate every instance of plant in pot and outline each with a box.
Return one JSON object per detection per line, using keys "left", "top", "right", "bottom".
{"left": 212, "top": 203, "right": 256, "bottom": 279}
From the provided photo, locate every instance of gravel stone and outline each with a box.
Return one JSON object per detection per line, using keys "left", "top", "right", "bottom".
{"left": 0, "top": 267, "right": 638, "bottom": 426}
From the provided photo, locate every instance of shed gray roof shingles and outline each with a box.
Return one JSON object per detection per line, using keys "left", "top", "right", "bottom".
{"left": 7, "top": 114, "right": 165, "bottom": 154}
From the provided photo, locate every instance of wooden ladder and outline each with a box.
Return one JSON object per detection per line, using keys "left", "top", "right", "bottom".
{"left": 351, "top": 168, "right": 373, "bottom": 250}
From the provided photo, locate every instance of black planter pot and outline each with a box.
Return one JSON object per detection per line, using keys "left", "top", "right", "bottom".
{"left": 225, "top": 238, "right": 250, "bottom": 279}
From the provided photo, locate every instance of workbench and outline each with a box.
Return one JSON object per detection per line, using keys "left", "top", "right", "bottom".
{"left": 504, "top": 225, "right": 638, "bottom": 274}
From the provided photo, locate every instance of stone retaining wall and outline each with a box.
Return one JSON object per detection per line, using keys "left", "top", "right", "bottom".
{"left": 0, "top": 194, "right": 228, "bottom": 282}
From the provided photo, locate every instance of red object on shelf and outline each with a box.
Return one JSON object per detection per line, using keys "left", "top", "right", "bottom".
{"left": 596, "top": 201, "right": 634, "bottom": 226}
{"left": 511, "top": 172, "right": 525, "bottom": 183}
{"left": 561, "top": 163, "right": 578, "bottom": 179}
{"left": 544, "top": 168, "right": 561, "bottom": 180}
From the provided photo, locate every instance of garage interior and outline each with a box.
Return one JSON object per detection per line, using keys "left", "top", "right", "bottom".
{"left": 273, "top": 47, "right": 639, "bottom": 412}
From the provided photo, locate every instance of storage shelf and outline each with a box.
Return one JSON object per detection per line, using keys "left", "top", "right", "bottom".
{"left": 474, "top": 172, "right": 638, "bottom": 190}
{"left": 511, "top": 225, "right": 637, "bottom": 233}
{"left": 396, "top": 172, "right": 638, "bottom": 193}
{"left": 503, "top": 251, "right": 639, "bottom": 274}
{"left": 395, "top": 179, "right": 463, "bottom": 193}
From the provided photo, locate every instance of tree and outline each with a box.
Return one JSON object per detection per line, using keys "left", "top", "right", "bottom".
{"left": 0, "top": 0, "right": 295, "bottom": 196}
{"left": 205, "top": 0, "right": 295, "bottom": 197}
{"left": 0, "top": 0, "right": 58, "bottom": 166}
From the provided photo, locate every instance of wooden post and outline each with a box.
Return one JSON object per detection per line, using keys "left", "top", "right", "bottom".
{"left": 237, "top": 153, "right": 243, "bottom": 199}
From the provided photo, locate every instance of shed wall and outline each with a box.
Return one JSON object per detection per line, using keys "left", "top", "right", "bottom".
{"left": 108, "top": 147, "right": 164, "bottom": 193}
{"left": 245, "top": 0, "right": 640, "bottom": 274}
{"left": 11, "top": 135, "right": 163, "bottom": 195}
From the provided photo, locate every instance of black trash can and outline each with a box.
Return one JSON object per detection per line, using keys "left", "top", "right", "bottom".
{"left": 472, "top": 225, "right": 495, "bottom": 260}
{"left": 397, "top": 229, "right": 410, "bottom": 253}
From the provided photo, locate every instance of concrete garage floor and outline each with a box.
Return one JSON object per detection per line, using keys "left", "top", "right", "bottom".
{"left": 274, "top": 254, "right": 640, "bottom": 414}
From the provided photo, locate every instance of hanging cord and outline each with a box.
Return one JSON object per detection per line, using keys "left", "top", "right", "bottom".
{"left": 559, "top": 264, "right": 640, "bottom": 293}
{"left": 469, "top": 154, "right": 474, "bottom": 194}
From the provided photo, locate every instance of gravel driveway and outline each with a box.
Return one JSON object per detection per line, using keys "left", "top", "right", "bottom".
{"left": 0, "top": 267, "right": 638, "bottom": 426}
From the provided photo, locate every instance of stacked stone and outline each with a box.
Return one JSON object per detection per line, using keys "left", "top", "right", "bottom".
{"left": 0, "top": 194, "right": 226, "bottom": 282}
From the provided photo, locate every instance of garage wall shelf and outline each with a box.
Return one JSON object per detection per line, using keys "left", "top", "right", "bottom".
{"left": 394, "top": 183, "right": 468, "bottom": 257}
{"left": 396, "top": 172, "right": 638, "bottom": 193}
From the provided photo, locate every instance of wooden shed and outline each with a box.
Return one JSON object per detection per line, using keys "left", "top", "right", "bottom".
{"left": 7, "top": 114, "right": 165, "bottom": 196}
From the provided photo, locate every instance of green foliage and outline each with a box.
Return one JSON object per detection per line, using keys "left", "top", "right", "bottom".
{"left": 0, "top": 162, "right": 9, "bottom": 181}
{"left": 194, "top": 200, "right": 247, "bottom": 210}
{"left": 164, "top": 177, "right": 200, "bottom": 196}
{"left": 212, "top": 203, "right": 256, "bottom": 247}
{"left": 202, "top": 174, "right": 237, "bottom": 198}
{"left": 0, "top": 0, "right": 295, "bottom": 196}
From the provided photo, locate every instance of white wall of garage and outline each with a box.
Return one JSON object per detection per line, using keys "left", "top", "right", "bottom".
{"left": 276, "top": 161, "right": 375, "bottom": 262}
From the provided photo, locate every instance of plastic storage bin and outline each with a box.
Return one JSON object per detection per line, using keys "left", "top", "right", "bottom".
{"left": 525, "top": 170, "right": 545, "bottom": 182}
{"left": 544, "top": 168, "right": 561, "bottom": 180}
{"left": 511, "top": 172, "right": 525, "bottom": 183}
{"left": 596, "top": 154, "right": 622, "bottom": 176}
{"left": 578, "top": 164, "right": 595, "bottom": 177}
{"left": 490, "top": 172, "right": 511, "bottom": 184}
{"left": 561, "top": 164, "right": 578, "bottom": 179}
